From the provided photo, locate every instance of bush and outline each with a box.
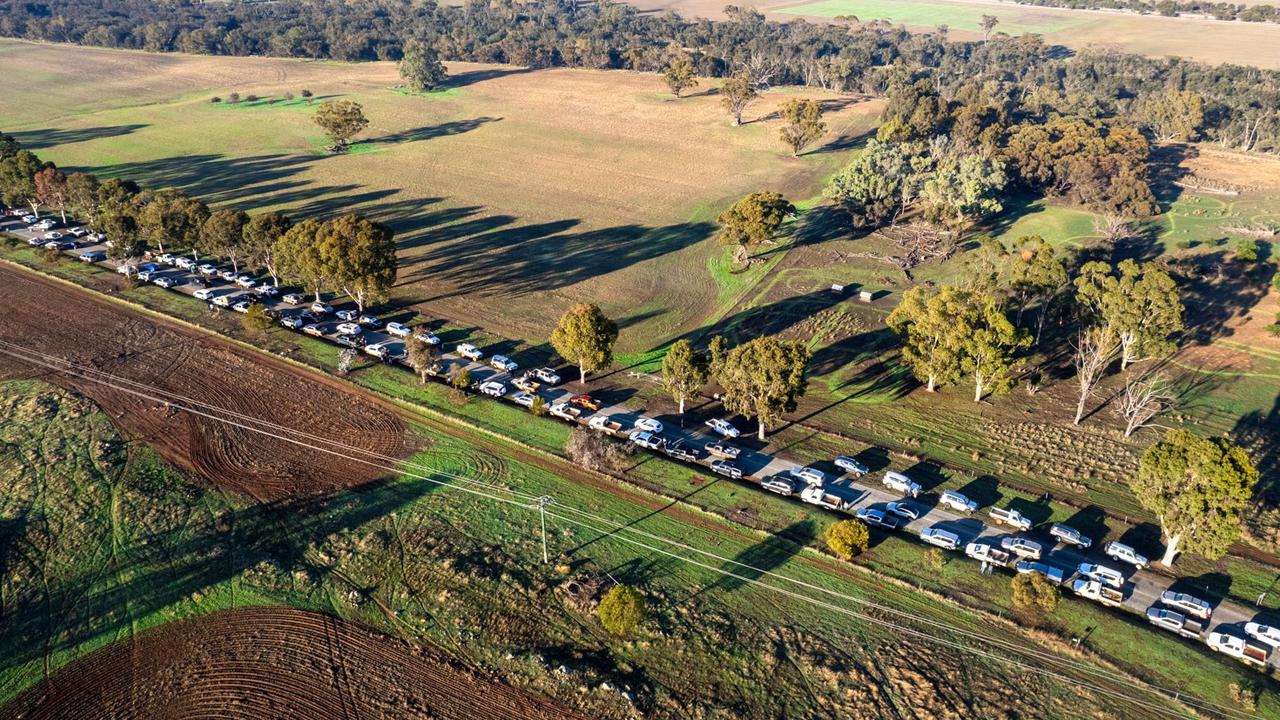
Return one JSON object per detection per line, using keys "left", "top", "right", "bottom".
{"left": 451, "top": 368, "right": 472, "bottom": 390}
{"left": 240, "top": 303, "right": 272, "bottom": 335}
{"left": 301, "top": 88, "right": 313, "bottom": 98}
{"left": 1228, "top": 682, "right": 1258, "bottom": 711}
{"left": 1271, "top": 272, "right": 1280, "bottom": 292}
{"left": 566, "top": 428, "right": 633, "bottom": 474}
{"left": 210, "top": 96, "right": 222, "bottom": 103}
{"left": 245, "top": 94, "right": 259, "bottom": 102}
{"left": 228, "top": 92, "right": 241, "bottom": 103}
{"left": 1267, "top": 313, "right": 1280, "bottom": 337}
{"left": 598, "top": 584, "right": 645, "bottom": 636}
{"left": 284, "top": 91, "right": 295, "bottom": 101}
{"left": 1011, "top": 572, "right": 1059, "bottom": 617}
{"left": 825, "top": 519, "right": 870, "bottom": 560}
{"left": 924, "top": 548, "right": 946, "bottom": 571}
{"left": 1232, "top": 238, "right": 1259, "bottom": 262}
{"left": 530, "top": 395, "right": 548, "bottom": 417}
{"left": 40, "top": 245, "right": 62, "bottom": 264}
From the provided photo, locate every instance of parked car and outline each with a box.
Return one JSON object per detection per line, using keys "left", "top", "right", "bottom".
{"left": 1077, "top": 562, "right": 1126, "bottom": 590}
{"left": 335, "top": 334, "right": 367, "bottom": 349}
{"left": 833, "top": 455, "right": 868, "bottom": 476}
{"left": 68, "top": 227, "right": 88, "bottom": 238}
{"left": 478, "top": 381, "right": 506, "bottom": 397}
{"left": 336, "top": 309, "right": 359, "bottom": 321}
{"left": 280, "top": 315, "right": 305, "bottom": 330}
{"left": 629, "top": 430, "right": 664, "bottom": 450}
{"left": 705, "top": 441, "right": 740, "bottom": 460}
{"left": 512, "top": 376, "right": 540, "bottom": 393}
{"left": 358, "top": 313, "right": 382, "bottom": 328}
{"left": 570, "top": 394, "right": 600, "bottom": 411}
{"left": 413, "top": 329, "right": 441, "bottom": 345}
{"left": 760, "top": 475, "right": 796, "bottom": 497}
{"left": 664, "top": 441, "right": 700, "bottom": 463}
{"left": 1244, "top": 622, "right": 1280, "bottom": 647}
{"left": 154, "top": 253, "right": 175, "bottom": 264}
{"left": 938, "top": 490, "right": 977, "bottom": 513}
{"left": 232, "top": 300, "right": 252, "bottom": 313}
{"left": 885, "top": 501, "right": 919, "bottom": 521}
{"left": 1000, "top": 536, "right": 1043, "bottom": 560}
{"left": 633, "top": 417, "right": 663, "bottom": 434}
{"left": 533, "top": 367, "right": 561, "bottom": 384}
{"left": 490, "top": 354, "right": 518, "bottom": 372}
{"left": 1146, "top": 607, "right": 1206, "bottom": 639}
{"left": 548, "top": 402, "right": 581, "bottom": 421}
{"left": 704, "top": 418, "right": 740, "bottom": 438}
{"left": 175, "top": 257, "right": 195, "bottom": 270}
{"left": 881, "top": 471, "right": 922, "bottom": 498}
{"left": 136, "top": 269, "right": 156, "bottom": 282}
{"left": 789, "top": 466, "right": 825, "bottom": 486}
{"left": 512, "top": 391, "right": 537, "bottom": 408}
{"left": 303, "top": 324, "right": 325, "bottom": 337}
{"left": 283, "top": 293, "right": 305, "bottom": 305}
{"left": 385, "top": 322, "right": 411, "bottom": 338}
{"left": 218, "top": 269, "right": 237, "bottom": 282}
{"left": 197, "top": 264, "right": 217, "bottom": 276}
{"left": 988, "top": 507, "right": 1032, "bottom": 532}
{"left": 310, "top": 301, "right": 333, "bottom": 315}
{"left": 1160, "top": 591, "right": 1212, "bottom": 620}
{"left": 235, "top": 275, "right": 256, "bottom": 288}
{"left": 212, "top": 294, "right": 234, "bottom": 308}
{"left": 1049, "top": 523, "right": 1092, "bottom": 549}
{"left": 364, "top": 342, "right": 392, "bottom": 360}
{"left": 153, "top": 276, "right": 180, "bottom": 289}
{"left": 78, "top": 250, "right": 106, "bottom": 262}
{"left": 193, "top": 288, "right": 215, "bottom": 301}
{"left": 1104, "top": 541, "right": 1148, "bottom": 569}
{"left": 335, "top": 322, "right": 362, "bottom": 335}
{"left": 1208, "top": 632, "right": 1273, "bottom": 667}
{"left": 456, "top": 343, "right": 484, "bottom": 361}
{"left": 920, "top": 526, "right": 960, "bottom": 550}
{"left": 1015, "top": 561, "right": 1065, "bottom": 585}
{"left": 709, "top": 460, "right": 743, "bottom": 480}
{"left": 254, "top": 283, "right": 278, "bottom": 297}
{"left": 855, "top": 507, "right": 901, "bottom": 531}
{"left": 43, "top": 231, "right": 63, "bottom": 240}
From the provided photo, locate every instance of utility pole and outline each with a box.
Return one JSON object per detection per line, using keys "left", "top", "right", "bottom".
{"left": 534, "top": 496, "right": 554, "bottom": 564}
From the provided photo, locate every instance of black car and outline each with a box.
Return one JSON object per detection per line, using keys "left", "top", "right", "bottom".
{"left": 664, "top": 441, "right": 700, "bottom": 463}
{"left": 299, "top": 310, "right": 320, "bottom": 324}
{"left": 335, "top": 334, "right": 367, "bottom": 348}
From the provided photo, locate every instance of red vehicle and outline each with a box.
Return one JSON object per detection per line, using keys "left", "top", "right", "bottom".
{"left": 570, "top": 394, "right": 600, "bottom": 411}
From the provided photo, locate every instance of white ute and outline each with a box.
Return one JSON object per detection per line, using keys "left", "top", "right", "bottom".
{"left": 704, "top": 418, "right": 741, "bottom": 438}
{"left": 456, "top": 343, "right": 484, "bottom": 361}
{"left": 1077, "top": 562, "right": 1125, "bottom": 590}
{"left": 988, "top": 507, "right": 1032, "bottom": 532}
{"left": 1000, "top": 536, "right": 1043, "bottom": 560}
{"left": 1208, "top": 632, "right": 1272, "bottom": 667}
{"left": 881, "top": 471, "right": 921, "bottom": 498}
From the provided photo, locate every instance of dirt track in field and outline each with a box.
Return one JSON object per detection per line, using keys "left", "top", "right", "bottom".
{"left": 1, "top": 605, "right": 587, "bottom": 720}
{"left": 0, "top": 265, "right": 414, "bottom": 501}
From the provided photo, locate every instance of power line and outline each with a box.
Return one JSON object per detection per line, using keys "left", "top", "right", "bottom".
{"left": 0, "top": 340, "right": 1254, "bottom": 719}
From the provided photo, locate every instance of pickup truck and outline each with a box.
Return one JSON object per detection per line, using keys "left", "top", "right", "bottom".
{"left": 587, "top": 415, "right": 625, "bottom": 436}
{"left": 1077, "top": 562, "right": 1125, "bottom": 590}
{"left": 705, "top": 441, "right": 741, "bottom": 460}
{"left": 1070, "top": 579, "right": 1127, "bottom": 607}
{"left": 855, "top": 507, "right": 902, "bottom": 530}
{"left": 800, "top": 485, "right": 852, "bottom": 511}
{"left": 988, "top": 507, "right": 1032, "bottom": 532}
{"left": 1208, "top": 632, "right": 1273, "bottom": 667}
{"left": 1146, "top": 607, "right": 1208, "bottom": 639}
{"left": 964, "top": 542, "right": 1014, "bottom": 568}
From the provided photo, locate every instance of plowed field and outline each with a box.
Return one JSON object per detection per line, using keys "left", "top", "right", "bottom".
{"left": 0, "top": 265, "right": 414, "bottom": 501}
{"left": 2, "top": 606, "right": 586, "bottom": 720}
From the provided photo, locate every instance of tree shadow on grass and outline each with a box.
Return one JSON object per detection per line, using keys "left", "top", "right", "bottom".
{"left": 11, "top": 124, "right": 148, "bottom": 149}
{"left": 367, "top": 117, "right": 501, "bottom": 145}
{"left": 691, "top": 520, "right": 816, "bottom": 597}
{"left": 0, "top": 476, "right": 437, "bottom": 674}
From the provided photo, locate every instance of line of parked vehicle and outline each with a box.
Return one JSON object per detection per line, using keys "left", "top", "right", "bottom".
{"left": 9, "top": 208, "right": 1279, "bottom": 671}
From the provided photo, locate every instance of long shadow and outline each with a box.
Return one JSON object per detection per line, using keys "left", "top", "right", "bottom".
{"left": 0, "top": 476, "right": 437, "bottom": 673}
{"left": 693, "top": 520, "right": 816, "bottom": 596}
{"left": 368, "top": 117, "right": 501, "bottom": 145}
{"left": 444, "top": 66, "right": 537, "bottom": 87}
{"left": 1062, "top": 505, "right": 1110, "bottom": 545}
{"left": 11, "top": 125, "right": 147, "bottom": 148}
{"left": 1174, "top": 249, "right": 1274, "bottom": 345}
{"left": 1235, "top": 394, "right": 1280, "bottom": 501}
{"left": 1168, "top": 572, "right": 1233, "bottom": 609}
{"left": 565, "top": 477, "right": 722, "bottom": 556}
{"left": 401, "top": 218, "right": 715, "bottom": 299}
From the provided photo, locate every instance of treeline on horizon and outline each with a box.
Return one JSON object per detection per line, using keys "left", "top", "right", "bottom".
{"left": 1016, "top": 0, "right": 1280, "bottom": 23}
{"left": 2, "top": 0, "right": 1279, "bottom": 154}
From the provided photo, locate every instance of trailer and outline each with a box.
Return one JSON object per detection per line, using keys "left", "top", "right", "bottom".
{"left": 1070, "top": 579, "right": 1127, "bottom": 607}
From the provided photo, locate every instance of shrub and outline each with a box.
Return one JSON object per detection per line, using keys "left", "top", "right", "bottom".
{"left": 210, "top": 96, "right": 222, "bottom": 103}
{"left": 240, "top": 303, "right": 272, "bottom": 335}
{"left": 1228, "top": 682, "right": 1258, "bottom": 711}
{"left": 1267, "top": 312, "right": 1280, "bottom": 337}
{"left": 301, "top": 88, "right": 313, "bottom": 98}
{"left": 451, "top": 368, "right": 472, "bottom": 390}
{"left": 825, "top": 519, "right": 870, "bottom": 560}
{"left": 1271, "top": 272, "right": 1280, "bottom": 292}
{"left": 228, "top": 92, "right": 241, "bottom": 103}
{"left": 245, "top": 94, "right": 259, "bottom": 102}
{"left": 924, "top": 548, "right": 946, "bottom": 571}
{"left": 530, "top": 395, "right": 548, "bottom": 417}
{"left": 598, "top": 584, "right": 645, "bottom": 636}
{"left": 1174, "top": 238, "right": 1195, "bottom": 250}
{"left": 566, "top": 428, "right": 633, "bottom": 474}
{"left": 40, "top": 245, "right": 62, "bottom": 264}
{"left": 284, "top": 91, "right": 295, "bottom": 101}
{"left": 1232, "top": 238, "right": 1259, "bottom": 262}
{"left": 1011, "top": 572, "right": 1059, "bottom": 617}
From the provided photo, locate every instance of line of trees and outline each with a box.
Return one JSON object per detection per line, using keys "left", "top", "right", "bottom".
{"left": 0, "top": 137, "right": 397, "bottom": 307}
{"left": 1012, "top": 0, "right": 1280, "bottom": 24}
{"left": 4, "top": 0, "right": 1280, "bottom": 154}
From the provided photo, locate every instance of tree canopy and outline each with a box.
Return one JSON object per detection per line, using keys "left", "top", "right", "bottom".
{"left": 778, "top": 98, "right": 825, "bottom": 156}
{"left": 313, "top": 99, "right": 369, "bottom": 152}
{"left": 826, "top": 519, "right": 870, "bottom": 559}
{"left": 1133, "top": 429, "right": 1259, "bottom": 566}
{"left": 598, "top": 584, "right": 646, "bottom": 636}
{"left": 716, "top": 191, "right": 794, "bottom": 264}
{"left": 550, "top": 303, "right": 619, "bottom": 383}
{"left": 719, "top": 71, "right": 757, "bottom": 126}
{"left": 717, "top": 336, "right": 811, "bottom": 440}
{"left": 1075, "top": 259, "right": 1184, "bottom": 370}
{"left": 399, "top": 38, "right": 448, "bottom": 92}
{"left": 317, "top": 214, "right": 397, "bottom": 311}
{"left": 661, "top": 339, "right": 709, "bottom": 414}
{"left": 662, "top": 48, "right": 698, "bottom": 98}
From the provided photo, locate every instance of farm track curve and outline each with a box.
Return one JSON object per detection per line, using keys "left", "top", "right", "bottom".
{"left": 1, "top": 605, "right": 588, "bottom": 720}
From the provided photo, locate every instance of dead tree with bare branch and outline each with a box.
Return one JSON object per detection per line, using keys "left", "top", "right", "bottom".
{"left": 1112, "top": 371, "right": 1175, "bottom": 437}
{"left": 1072, "top": 326, "right": 1119, "bottom": 425}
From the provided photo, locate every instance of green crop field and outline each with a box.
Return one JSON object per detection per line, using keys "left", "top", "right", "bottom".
{"left": 776, "top": 0, "right": 1088, "bottom": 34}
